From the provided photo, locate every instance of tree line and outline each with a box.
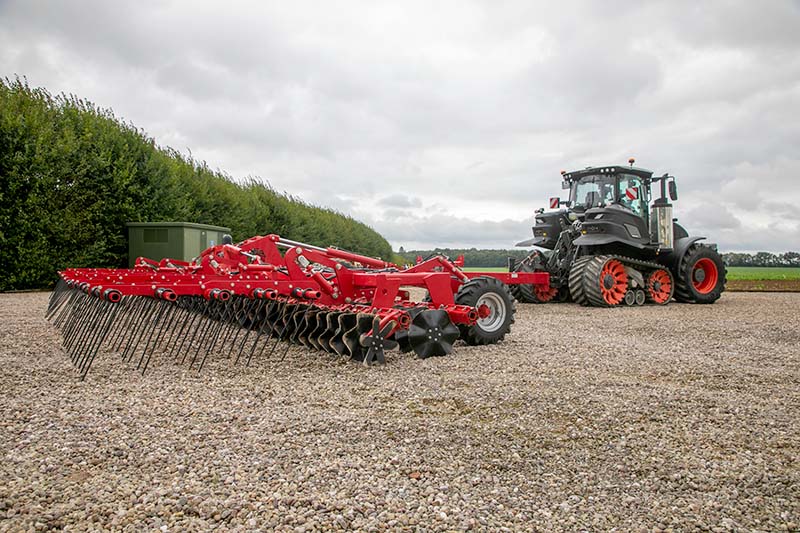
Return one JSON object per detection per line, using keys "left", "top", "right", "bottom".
{"left": 722, "top": 252, "right": 800, "bottom": 267}
{"left": 0, "top": 77, "right": 393, "bottom": 291}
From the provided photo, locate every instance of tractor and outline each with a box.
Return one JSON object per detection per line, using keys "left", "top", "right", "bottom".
{"left": 509, "top": 159, "right": 726, "bottom": 307}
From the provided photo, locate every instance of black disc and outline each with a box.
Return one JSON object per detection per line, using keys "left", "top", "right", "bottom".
{"left": 318, "top": 311, "right": 341, "bottom": 353}
{"left": 393, "top": 307, "right": 425, "bottom": 353}
{"left": 359, "top": 316, "right": 399, "bottom": 365}
{"left": 407, "top": 309, "right": 460, "bottom": 359}
{"left": 307, "top": 310, "right": 327, "bottom": 350}
{"left": 331, "top": 313, "right": 356, "bottom": 356}
{"left": 343, "top": 313, "right": 374, "bottom": 361}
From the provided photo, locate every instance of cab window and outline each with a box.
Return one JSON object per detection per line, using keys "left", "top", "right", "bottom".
{"left": 617, "top": 175, "right": 644, "bottom": 215}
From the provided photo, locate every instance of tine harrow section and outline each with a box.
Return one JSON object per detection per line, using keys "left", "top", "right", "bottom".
{"left": 46, "top": 234, "right": 507, "bottom": 379}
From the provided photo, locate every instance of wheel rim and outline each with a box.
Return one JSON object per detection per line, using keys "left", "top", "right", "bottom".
{"left": 534, "top": 285, "right": 558, "bottom": 302}
{"left": 598, "top": 259, "right": 628, "bottom": 305}
{"left": 648, "top": 269, "right": 672, "bottom": 304}
{"left": 476, "top": 292, "right": 506, "bottom": 332}
{"left": 692, "top": 258, "right": 718, "bottom": 294}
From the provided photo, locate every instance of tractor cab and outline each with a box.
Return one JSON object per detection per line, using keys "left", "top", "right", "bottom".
{"left": 562, "top": 165, "right": 653, "bottom": 220}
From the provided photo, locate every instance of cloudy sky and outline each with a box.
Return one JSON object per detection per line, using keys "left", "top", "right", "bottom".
{"left": 2, "top": 1, "right": 799, "bottom": 251}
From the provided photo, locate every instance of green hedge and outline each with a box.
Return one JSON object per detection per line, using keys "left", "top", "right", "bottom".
{"left": 0, "top": 78, "right": 392, "bottom": 291}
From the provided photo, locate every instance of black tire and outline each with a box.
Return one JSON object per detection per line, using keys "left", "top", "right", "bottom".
{"left": 673, "top": 244, "right": 727, "bottom": 304}
{"left": 454, "top": 277, "right": 516, "bottom": 345}
{"left": 568, "top": 256, "right": 593, "bottom": 306}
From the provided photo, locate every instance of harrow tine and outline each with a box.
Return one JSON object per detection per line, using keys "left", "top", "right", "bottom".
{"left": 246, "top": 300, "right": 283, "bottom": 367}
{"left": 174, "top": 298, "right": 206, "bottom": 362}
{"left": 281, "top": 304, "right": 314, "bottom": 362}
{"left": 187, "top": 301, "right": 218, "bottom": 369}
{"left": 267, "top": 303, "right": 297, "bottom": 359}
{"left": 78, "top": 301, "right": 121, "bottom": 380}
{"left": 141, "top": 300, "right": 182, "bottom": 375}
{"left": 136, "top": 300, "right": 169, "bottom": 371}
{"left": 122, "top": 298, "right": 159, "bottom": 363}
{"left": 198, "top": 298, "right": 237, "bottom": 373}
{"left": 257, "top": 300, "right": 288, "bottom": 358}
{"left": 232, "top": 298, "right": 265, "bottom": 364}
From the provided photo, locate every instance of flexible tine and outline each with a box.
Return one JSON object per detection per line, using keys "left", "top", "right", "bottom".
{"left": 62, "top": 294, "right": 90, "bottom": 350}
{"left": 196, "top": 299, "right": 234, "bottom": 373}
{"left": 75, "top": 300, "right": 115, "bottom": 371}
{"left": 246, "top": 300, "right": 284, "bottom": 367}
{"left": 188, "top": 301, "right": 218, "bottom": 368}
{"left": 112, "top": 297, "right": 145, "bottom": 351}
{"left": 46, "top": 280, "right": 70, "bottom": 320}
{"left": 136, "top": 301, "right": 170, "bottom": 372}
{"left": 54, "top": 290, "right": 82, "bottom": 329}
{"left": 121, "top": 299, "right": 159, "bottom": 363}
{"left": 173, "top": 298, "right": 205, "bottom": 361}
{"left": 68, "top": 298, "right": 106, "bottom": 361}
{"left": 78, "top": 303, "right": 121, "bottom": 379}
{"left": 268, "top": 304, "right": 296, "bottom": 359}
{"left": 164, "top": 301, "right": 193, "bottom": 358}
{"left": 107, "top": 297, "right": 135, "bottom": 348}
{"left": 233, "top": 299, "right": 265, "bottom": 364}
{"left": 65, "top": 296, "right": 98, "bottom": 359}
{"left": 136, "top": 300, "right": 174, "bottom": 376}
{"left": 280, "top": 305, "right": 313, "bottom": 362}
{"left": 226, "top": 297, "right": 250, "bottom": 359}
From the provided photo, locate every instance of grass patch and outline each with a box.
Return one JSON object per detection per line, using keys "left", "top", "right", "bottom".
{"left": 462, "top": 267, "right": 509, "bottom": 273}
{"left": 726, "top": 267, "right": 800, "bottom": 281}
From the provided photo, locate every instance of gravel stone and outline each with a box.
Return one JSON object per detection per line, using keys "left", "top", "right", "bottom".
{"left": 0, "top": 291, "right": 798, "bottom": 531}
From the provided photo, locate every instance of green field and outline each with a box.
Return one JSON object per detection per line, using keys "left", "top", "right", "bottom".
{"left": 726, "top": 267, "right": 800, "bottom": 280}
{"left": 463, "top": 267, "right": 508, "bottom": 273}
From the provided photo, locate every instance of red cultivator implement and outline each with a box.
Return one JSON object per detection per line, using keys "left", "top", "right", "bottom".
{"left": 47, "top": 234, "right": 548, "bottom": 379}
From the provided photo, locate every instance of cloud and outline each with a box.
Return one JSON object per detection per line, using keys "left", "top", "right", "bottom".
{"left": 378, "top": 195, "right": 423, "bottom": 208}
{"left": 1, "top": 0, "right": 799, "bottom": 251}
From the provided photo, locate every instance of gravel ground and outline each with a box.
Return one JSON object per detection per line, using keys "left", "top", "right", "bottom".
{"left": 0, "top": 291, "right": 798, "bottom": 532}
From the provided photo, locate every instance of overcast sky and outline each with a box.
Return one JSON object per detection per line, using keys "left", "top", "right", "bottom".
{"left": 2, "top": 1, "right": 799, "bottom": 251}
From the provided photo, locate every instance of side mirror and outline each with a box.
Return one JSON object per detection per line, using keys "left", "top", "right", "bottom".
{"left": 668, "top": 180, "right": 678, "bottom": 201}
{"left": 549, "top": 197, "right": 560, "bottom": 209}
{"left": 561, "top": 180, "right": 570, "bottom": 190}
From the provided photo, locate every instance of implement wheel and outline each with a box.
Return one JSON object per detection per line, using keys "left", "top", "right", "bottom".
{"left": 673, "top": 245, "right": 727, "bottom": 304}
{"left": 455, "top": 276, "right": 516, "bottom": 345}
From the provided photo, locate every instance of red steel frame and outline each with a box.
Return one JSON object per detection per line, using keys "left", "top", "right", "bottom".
{"left": 59, "top": 234, "right": 550, "bottom": 337}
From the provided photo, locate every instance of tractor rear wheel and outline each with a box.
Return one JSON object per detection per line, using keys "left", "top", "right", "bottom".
{"left": 509, "top": 262, "right": 557, "bottom": 303}
{"left": 455, "top": 276, "right": 516, "bottom": 345}
{"left": 674, "top": 245, "right": 726, "bottom": 304}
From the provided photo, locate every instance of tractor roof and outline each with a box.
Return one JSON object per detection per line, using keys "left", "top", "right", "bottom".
{"left": 563, "top": 165, "right": 654, "bottom": 182}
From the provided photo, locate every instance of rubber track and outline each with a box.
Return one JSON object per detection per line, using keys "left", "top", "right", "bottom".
{"left": 571, "top": 254, "right": 669, "bottom": 308}
{"left": 568, "top": 256, "right": 593, "bottom": 306}
{"left": 582, "top": 256, "right": 619, "bottom": 308}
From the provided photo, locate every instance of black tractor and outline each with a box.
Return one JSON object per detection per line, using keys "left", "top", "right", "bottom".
{"left": 510, "top": 159, "right": 726, "bottom": 307}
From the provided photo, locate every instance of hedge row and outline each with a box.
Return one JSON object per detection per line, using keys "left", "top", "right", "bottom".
{"left": 0, "top": 78, "right": 392, "bottom": 290}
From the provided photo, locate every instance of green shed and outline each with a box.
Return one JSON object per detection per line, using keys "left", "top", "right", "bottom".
{"left": 126, "top": 222, "right": 231, "bottom": 267}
